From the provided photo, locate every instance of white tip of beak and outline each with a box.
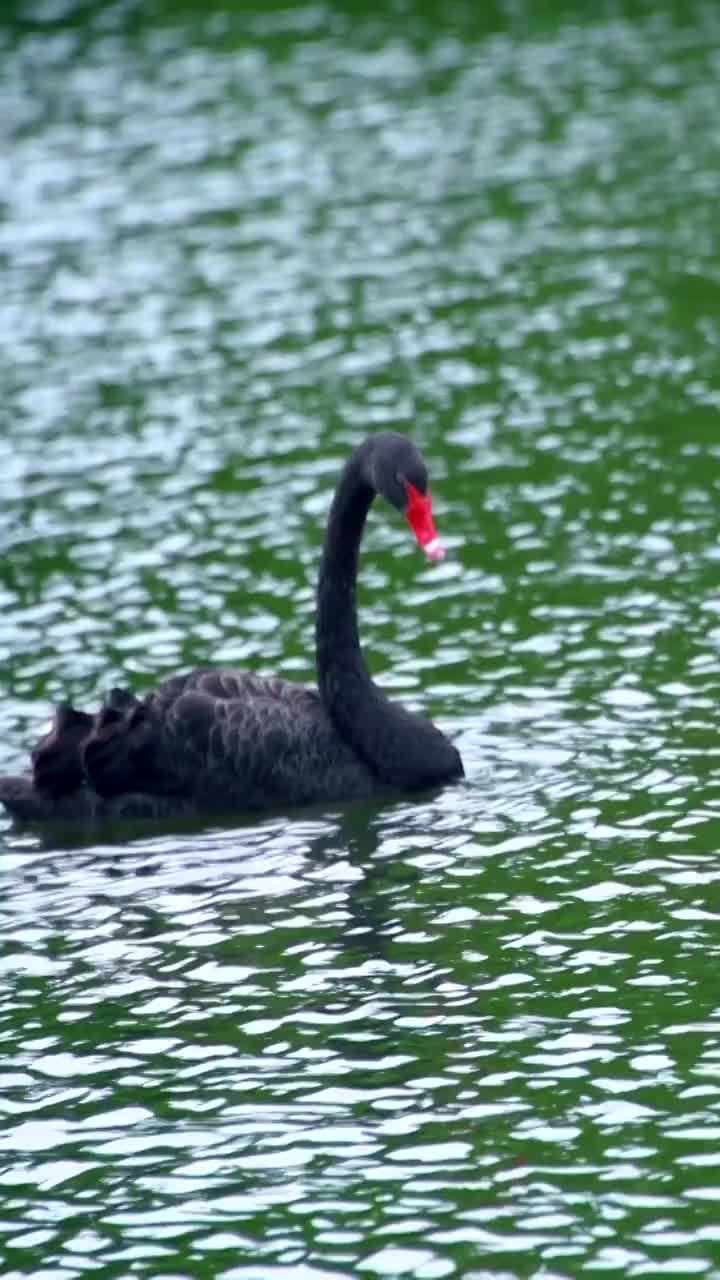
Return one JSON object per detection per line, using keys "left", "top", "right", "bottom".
{"left": 424, "top": 537, "right": 446, "bottom": 561}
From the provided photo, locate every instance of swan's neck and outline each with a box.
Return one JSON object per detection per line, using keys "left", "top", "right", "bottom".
{"left": 316, "top": 449, "right": 375, "bottom": 708}
{"left": 315, "top": 446, "right": 461, "bottom": 791}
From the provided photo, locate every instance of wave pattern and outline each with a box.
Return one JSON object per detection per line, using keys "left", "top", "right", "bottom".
{"left": 2, "top": 2, "right": 720, "bottom": 1276}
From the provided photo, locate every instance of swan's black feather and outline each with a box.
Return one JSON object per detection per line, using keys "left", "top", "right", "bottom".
{"left": 0, "top": 434, "right": 464, "bottom": 825}
{"left": 0, "top": 670, "right": 382, "bottom": 822}
{"left": 160, "top": 670, "right": 381, "bottom": 806}
{"left": 80, "top": 668, "right": 381, "bottom": 811}
{"left": 31, "top": 704, "right": 94, "bottom": 796}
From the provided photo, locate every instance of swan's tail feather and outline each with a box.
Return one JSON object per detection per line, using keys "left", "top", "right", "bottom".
{"left": 0, "top": 773, "right": 101, "bottom": 821}
{"left": 0, "top": 691, "right": 149, "bottom": 823}
{"left": 0, "top": 687, "right": 190, "bottom": 825}
{"left": 0, "top": 770, "right": 196, "bottom": 824}
{"left": 0, "top": 774, "right": 56, "bottom": 821}
{"left": 22, "top": 687, "right": 158, "bottom": 803}
{"left": 81, "top": 689, "right": 161, "bottom": 798}
{"left": 0, "top": 701, "right": 97, "bottom": 821}
{"left": 31, "top": 703, "right": 94, "bottom": 796}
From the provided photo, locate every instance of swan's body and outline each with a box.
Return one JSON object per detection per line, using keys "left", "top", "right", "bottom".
{"left": 0, "top": 434, "right": 463, "bottom": 823}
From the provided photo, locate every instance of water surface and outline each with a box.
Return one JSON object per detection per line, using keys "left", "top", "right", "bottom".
{"left": 2, "top": 1, "right": 720, "bottom": 1276}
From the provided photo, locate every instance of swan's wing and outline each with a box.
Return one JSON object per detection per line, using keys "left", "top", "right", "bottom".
{"left": 82, "top": 668, "right": 374, "bottom": 809}
{"left": 0, "top": 668, "right": 378, "bottom": 823}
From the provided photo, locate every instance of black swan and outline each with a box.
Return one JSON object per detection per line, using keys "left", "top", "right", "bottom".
{"left": 0, "top": 433, "right": 464, "bottom": 823}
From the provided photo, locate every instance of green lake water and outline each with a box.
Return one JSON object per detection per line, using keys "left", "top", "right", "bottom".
{"left": 2, "top": 0, "right": 720, "bottom": 1275}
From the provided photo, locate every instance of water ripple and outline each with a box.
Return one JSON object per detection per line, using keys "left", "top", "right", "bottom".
{"left": 2, "top": 1, "right": 720, "bottom": 1277}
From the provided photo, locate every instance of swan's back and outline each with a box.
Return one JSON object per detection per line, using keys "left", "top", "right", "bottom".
{"left": 141, "top": 668, "right": 379, "bottom": 807}
{"left": 0, "top": 669, "right": 380, "bottom": 823}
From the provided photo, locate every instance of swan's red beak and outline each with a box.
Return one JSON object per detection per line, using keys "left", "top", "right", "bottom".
{"left": 406, "top": 482, "right": 446, "bottom": 561}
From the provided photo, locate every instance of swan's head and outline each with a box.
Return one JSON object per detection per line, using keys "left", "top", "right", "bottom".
{"left": 369, "top": 433, "right": 446, "bottom": 561}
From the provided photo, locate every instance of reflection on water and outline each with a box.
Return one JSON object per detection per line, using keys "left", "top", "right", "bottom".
{"left": 3, "top": 0, "right": 720, "bottom": 1276}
